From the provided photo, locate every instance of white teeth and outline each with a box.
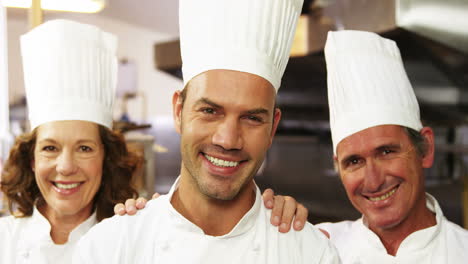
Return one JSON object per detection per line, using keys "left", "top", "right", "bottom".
{"left": 368, "top": 187, "right": 397, "bottom": 202}
{"left": 55, "top": 182, "right": 80, "bottom": 189}
{"left": 204, "top": 154, "right": 239, "bottom": 168}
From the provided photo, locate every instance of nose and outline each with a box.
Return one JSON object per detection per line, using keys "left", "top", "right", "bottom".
{"left": 56, "top": 150, "right": 78, "bottom": 176}
{"left": 362, "top": 159, "right": 385, "bottom": 193}
{"left": 211, "top": 117, "right": 243, "bottom": 150}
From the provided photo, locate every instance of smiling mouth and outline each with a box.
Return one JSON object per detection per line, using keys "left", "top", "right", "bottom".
{"left": 367, "top": 185, "right": 398, "bottom": 202}
{"left": 204, "top": 154, "right": 240, "bottom": 168}
{"left": 53, "top": 182, "right": 83, "bottom": 190}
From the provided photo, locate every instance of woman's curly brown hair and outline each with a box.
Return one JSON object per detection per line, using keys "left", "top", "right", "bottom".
{"left": 1, "top": 125, "right": 140, "bottom": 221}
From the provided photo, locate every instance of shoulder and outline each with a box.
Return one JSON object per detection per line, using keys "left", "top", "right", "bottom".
{"left": 442, "top": 217, "right": 468, "bottom": 241}
{"left": 316, "top": 220, "right": 358, "bottom": 242}
{"left": 440, "top": 218, "right": 468, "bottom": 260}
{"left": 300, "top": 223, "right": 341, "bottom": 263}
{"left": 270, "top": 223, "right": 340, "bottom": 263}
{"left": 0, "top": 215, "right": 16, "bottom": 241}
{"left": 0, "top": 215, "right": 30, "bottom": 262}
{"left": 0, "top": 215, "right": 29, "bottom": 236}
{"left": 85, "top": 196, "right": 168, "bottom": 239}
{"left": 75, "top": 195, "right": 170, "bottom": 263}
{"left": 0, "top": 215, "right": 16, "bottom": 227}
{"left": 259, "top": 208, "right": 340, "bottom": 263}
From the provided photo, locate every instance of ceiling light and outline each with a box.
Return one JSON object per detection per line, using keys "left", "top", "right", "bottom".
{"left": 3, "top": 0, "right": 106, "bottom": 13}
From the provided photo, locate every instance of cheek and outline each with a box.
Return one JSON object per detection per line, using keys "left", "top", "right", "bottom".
{"left": 33, "top": 157, "right": 54, "bottom": 180}
{"left": 88, "top": 164, "right": 103, "bottom": 183}
{"left": 246, "top": 128, "right": 272, "bottom": 149}
{"left": 82, "top": 156, "right": 104, "bottom": 186}
{"left": 383, "top": 158, "right": 417, "bottom": 180}
{"left": 184, "top": 119, "right": 211, "bottom": 141}
{"left": 340, "top": 171, "right": 362, "bottom": 196}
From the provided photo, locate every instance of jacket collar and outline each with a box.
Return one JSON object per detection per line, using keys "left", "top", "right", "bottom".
{"left": 18, "top": 205, "right": 97, "bottom": 249}
{"left": 354, "top": 193, "right": 443, "bottom": 257}
{"left": 166, "top": 176, "right": 261, "bottom": 238}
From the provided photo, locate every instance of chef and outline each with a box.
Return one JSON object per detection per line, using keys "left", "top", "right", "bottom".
{"left": 74, "top": 0, "right": 340, "bottom": 263}
{"left": 0, "top": 19, "right": 140, "bottom": 263}
{"left": 317, "top": 30, "right": 468, "bottom": 263}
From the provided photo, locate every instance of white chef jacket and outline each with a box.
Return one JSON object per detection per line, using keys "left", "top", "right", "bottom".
{"left": 0, "top": 206, "right": 97, "bottom": 264}
{"left": 75, "top": 178, "right": 340, "bottom": 263}
{"left": 316, "top": 193, "right": 468, "bottom": 263}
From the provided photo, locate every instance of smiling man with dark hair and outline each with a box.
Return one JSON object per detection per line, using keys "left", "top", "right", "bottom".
{"left": 74, "top": 0, "right": 339, "bottom": 263}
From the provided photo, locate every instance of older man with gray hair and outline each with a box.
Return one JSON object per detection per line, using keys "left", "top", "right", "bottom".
{"left": 316, "top": 30, "right": 468, "bottom": 263}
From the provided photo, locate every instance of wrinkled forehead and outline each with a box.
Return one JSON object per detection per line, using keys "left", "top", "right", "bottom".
{"left": 336, "top": 125, "right": 409, "bottom": 159}
{"left": 186, "top": 69, "right": 277, "bottom": 109}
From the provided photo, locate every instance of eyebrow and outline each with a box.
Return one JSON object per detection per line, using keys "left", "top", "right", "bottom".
{"left": 195, "top": 98, "right": 222, "bottom": 109}
{"left": 195, "top": 98, "right": 269, "bottom": 115}
{"left": 375, "top": 144, "right": 401, "bottom": 152}
{"left": 37, "top": 138, "right": 98, "bottom": 145}
{"left": 246, "top": 108, "right": 269, "bottom": 115}
{"left": 37, "top": 138, "right": 58, "bottom": 144}
{"left": 340, "top": 143, "right": 401, "bottom": 163}
{"left": 77, "top": 139, "right": 100, "bottom": 145}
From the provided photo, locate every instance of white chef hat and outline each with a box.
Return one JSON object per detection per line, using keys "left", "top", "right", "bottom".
{"left": 325, "top": 30, "right": 423, "bottom": 154}
{"left": 21, "top": 19, "right": 117, "bottom": 130}
{"left": 179, "top": 0, "right": 303, "bottom": 91}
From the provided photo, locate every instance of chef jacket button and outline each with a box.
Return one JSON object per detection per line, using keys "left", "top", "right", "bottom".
{"left": 160, "top": 242, "right": 170, "bottom": 251}
{"left": 252, "top": 243, "right": 261, "bottom": 252}
{"left": 21, "top": 251, "right": 30, "bottom": 258}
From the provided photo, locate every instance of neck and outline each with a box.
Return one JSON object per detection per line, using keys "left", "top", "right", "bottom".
{"left": 171, "top": 171, "right": 256, "bottom": 236}
{"left": 38, "top": 203, "right": 92, "bottom": 245}
{"left": 366, "top": 195, "right": 437, "bottom": 256}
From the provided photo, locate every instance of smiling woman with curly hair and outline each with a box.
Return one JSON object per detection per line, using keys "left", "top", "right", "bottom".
{"left": 1, "top": 125, "right": 139, "bottom": 222}
{"left": 0, "top": 19, "right": 140, "bottom": 264}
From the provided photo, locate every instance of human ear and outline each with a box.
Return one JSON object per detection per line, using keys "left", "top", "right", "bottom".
{"left": 172, "top": 90, "right": 183, "bottom": 134}
{"left": 420, "top": 127, "right": 435, "bottom": 168}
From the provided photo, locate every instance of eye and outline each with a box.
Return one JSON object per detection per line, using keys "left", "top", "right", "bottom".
{"left": 42, "top": 146, "right": 57, "bottom": 152}
{"left": 382, "top": 149, "right": 392, "bottom": 155}
{"left": 343, "top": 157, "right": 363, "bottom": 169}
{"left": 245, "top": 115, "right": 263, "bottom": 123}
{"left": 380, "top": 148, "right": 396, "bottom": 156}
{"left": 201, "top": 108, "right": 216, "bottom": 115}
{"left": 79, "top": 146, "right": 93, "bottom": 152}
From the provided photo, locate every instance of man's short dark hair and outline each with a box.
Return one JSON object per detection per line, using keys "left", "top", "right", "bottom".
{"left": 404, "top": 126, "right": 429, "bottom": 157}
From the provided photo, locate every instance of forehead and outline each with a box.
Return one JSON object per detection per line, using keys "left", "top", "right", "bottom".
{"left": 336, "top": 125, "right": 410, "bottom": 158}
{"left": 186, "top": 70, "right": 276, "bottom": 110}
{"left": 36, "top": 120, "right": 100, "bottom": 141}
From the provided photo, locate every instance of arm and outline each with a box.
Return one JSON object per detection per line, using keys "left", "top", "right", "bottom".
{"left": 115, "top": 189, "right": 309, "bottom": 233}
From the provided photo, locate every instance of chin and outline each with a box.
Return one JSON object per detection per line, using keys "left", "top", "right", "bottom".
{"left": 202, "top": 186, "right": 240, "bottom": 201}
{"left": 55, "top": 202, "right": 88, "bottom": 216}
{"left": 366, "top": 213, "right": 403, "bottom": 230}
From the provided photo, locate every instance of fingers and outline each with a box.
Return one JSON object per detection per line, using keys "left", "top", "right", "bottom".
{"left": 262, "top": 188, "right": 275, "bottom": 209}
{"left": 114, "top": 203, "right": 125, "bottom": 216}
{"left": 135, "top": 197, "right": 147, "bottom": 209}
{"left": 319, "top": 228, "right": 330, "bottom": 239}
{"left": 114, "top": 196, "right": 150, "bottom": 216}
{"left": 125, "top": 199, "right": 137, "bottom": 215}
{"left": 270, "top": 195, "right": 284, "bottom": 227}
{"left": 292, "top": 203, "right": 308, "bottom": 231}
{"left": 152, "top": 192, "right": 161, "bottom": 199}
{"left": 278, "top": 196, "right": 297, "bottom": 233}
